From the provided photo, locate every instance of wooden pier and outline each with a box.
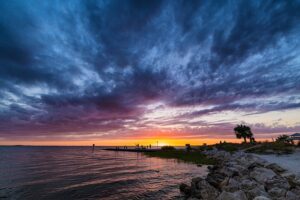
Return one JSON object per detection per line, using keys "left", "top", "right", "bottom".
{"left": 102, "top": 148, "right": 160, "bottom": 152}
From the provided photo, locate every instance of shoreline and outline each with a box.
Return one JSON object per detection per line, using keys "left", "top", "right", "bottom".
{"left": 256, "top": 149, "right": 300, "bottom": 177}
{"left": 179, "top": 150, "right": 300, "bottom": 200}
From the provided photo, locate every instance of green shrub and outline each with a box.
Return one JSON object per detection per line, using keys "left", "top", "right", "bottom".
{"left": 161, "top": 146, "right": 176, "bottom": 151}
{"left": 198, "top": 145, "right": 213, "bottom": 151}
{"left": 144, "top": 150, "right": 216, "bottom": 165}
{"left": 215, "top": 143, "right": 239, "bottom": 153}
{"left": 276, "top": 135, "right": 292, "bottom": 144}
{"left": 246, "top": 142, "right": 294, "bottom": 154}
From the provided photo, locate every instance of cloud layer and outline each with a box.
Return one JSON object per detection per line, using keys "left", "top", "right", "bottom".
{"left": 0, "top": 0, "right": 300, "bottom": 141}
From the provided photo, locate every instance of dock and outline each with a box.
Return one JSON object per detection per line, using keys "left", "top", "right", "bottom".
{"left": 102, "top": 148, "right": 160, "bottom": 152}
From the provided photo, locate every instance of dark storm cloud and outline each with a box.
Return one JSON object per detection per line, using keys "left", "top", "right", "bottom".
{"left": 178, "top": 101, "right": 300, "bottom": 119}
{"left": 0, "top": 0, "right": 300, "bottom": 139}
{"left": 209, "top": 1, "right": 300, "bottom": 69}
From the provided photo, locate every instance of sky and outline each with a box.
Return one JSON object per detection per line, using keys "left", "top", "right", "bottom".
{"left": 0, "top": 0, "right": 300, "bottom": 146}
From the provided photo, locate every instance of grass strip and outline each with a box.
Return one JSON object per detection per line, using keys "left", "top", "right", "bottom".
{"left": 144, "top": 150, "right": 216, "bottom": 165}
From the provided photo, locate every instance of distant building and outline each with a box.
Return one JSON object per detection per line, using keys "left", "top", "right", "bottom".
{"left": 290, "top": 133, "right": 300, "bottom": 141}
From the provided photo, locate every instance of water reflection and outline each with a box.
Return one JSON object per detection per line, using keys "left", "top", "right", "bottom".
{"left": 0, "top": 146, "right": 208, "bottom": 200}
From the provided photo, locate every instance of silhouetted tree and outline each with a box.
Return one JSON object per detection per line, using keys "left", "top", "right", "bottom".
{"left": 250, "top": 136, "right": 256, "bottom": 144}
{"left": 185, "top": 144, "right": 191, "bottom": 152}
{"left": 234, "top": 124, "right": 254, "bottom": 143}
{"left": 276, "top": 135, "right": 291, "bottom": 144}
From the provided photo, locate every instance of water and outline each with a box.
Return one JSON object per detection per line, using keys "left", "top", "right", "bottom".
{"left": 0, "top": 146, "right": 208, "bottom": 200}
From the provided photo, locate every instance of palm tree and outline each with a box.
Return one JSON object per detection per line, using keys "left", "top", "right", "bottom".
{"left": 234, "top": 124, "right": 253, "bottom": 143}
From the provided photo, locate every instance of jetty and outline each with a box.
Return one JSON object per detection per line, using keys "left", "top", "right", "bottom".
{"left": 102, "top": 148, "right": 160, "bottom": 152}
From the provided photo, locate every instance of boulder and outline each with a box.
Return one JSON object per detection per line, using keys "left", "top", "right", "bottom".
{"left": 219, "top": 177, "right": 229, "bottom": 190}
{"left": 250, "top": 167, "right": 276, "bottom": 184}
{"left": 220, "top": 165, "right": 248, "bottom": 177}
{"left": 251, "top": 156, "right": 268, "bottom": 166}
{"left": 266, "top": 163, "right": 286, "bottom": 173}
{"left": 191, "top": 177, "right": 202, "bottom": 189}
{"left": 267, "top": 187, "right": 287, "bottom": 199}
{"left": 191, "top": 177, "right": 202, "bottom": 184}
{"left": 290, "top": 187, "right": 300, "bottom": 196}
{"left": 281, "top": 172, "right": 296, "bottom": 181}
{"left": 192, "top": 179, "right": 220, "bottom": 200}
{"left": 179, "top": 183, "right": 191, "bottom": 196}
{"left": 265, "top": 149, "right": 275, "bottom": 154}
{"left": 217, "top": 190, "right": 247, "bottom": 200}
{"left": 222, "top": 178, "right": 240, "bottom": 192}
{"left": 215, "top": 151, "right": 231, "bottom": 161}
{"left": 245, "top": 186, "right": 269, "bottom": 200}
{"left": 247, "top": 162, "right": 264, "bottom": 170}
{"left": 265, "top": 176, "right": 290, "bottom": 191}
{"left": 286, "top": 191, "right": 299, "bottom": 200}
{"left": 186, "top": 198, "right": 199, "bottom": 200}
{"left": 236, "top": 154, "right": 267, "bottom": 169}
{"left": 207, "top": 165, "right": 219, "bottom": 172}
{"left": 206, "top": 172, "right": 226, "bottom": 189}
{"left": 240, "top": 179, "right": 258, "bottom": 190}
{"left": 253, "top": 196, "right": 271, "bottom": 200}
{"left": 290, "top": 176, "right": 300, "bottom": 187}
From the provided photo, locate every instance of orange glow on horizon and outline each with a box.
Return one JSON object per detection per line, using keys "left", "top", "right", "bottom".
{"left": 0, "top": 138, "right": 271, "bottom": 146}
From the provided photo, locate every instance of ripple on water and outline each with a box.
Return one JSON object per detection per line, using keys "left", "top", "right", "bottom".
{"left": 0, "top": 147, "right": 208, "bottom": 200}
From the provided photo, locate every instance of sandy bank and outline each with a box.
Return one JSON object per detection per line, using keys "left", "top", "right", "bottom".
{"left": 256, "top": 149, "right": 300, "bottom": 176}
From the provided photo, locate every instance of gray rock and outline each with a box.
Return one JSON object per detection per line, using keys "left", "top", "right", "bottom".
{"left": 265, "top": 149, "right": 275, "bottom": 154}
{"left": 222, "top": 178, "right": 240, "bottom": 192}
{"left": 240, "top": 179, "right": 257, "bottom": 190}
{"left": 251, "top": 156, "right": 268, "bottom": 166}
{"left": 179, "top": 183, "right": 191, "bottom": 196}
{"left": 191, "top": 177, "right": 202, "bottom": 190}
{"left": 268, "top": 187, "right": 287, "bottom": 199}
{"left": 266, "top": 163, "right": 286, "bottom": 173}
{"left": 219, "top": 177, "right": 229, "bottom": 190}
{"left": 290, "top": 187, "right": 300, "bottom": 196}
{"left": 250, "top": 167, "right": 276, "bottom": 183}
{"left": 265, "top": 176, "right": 290, "bottom": 191}
{"left": 286, "top": 191, "right": 299, "bottom": 200}
{"left": 245, "top": 187, "right": 269, "bottom": 200}
{"left": 253, "top": 196, "right": 271, "bottom": 200}
{"left": 281, "top": 172, "right": 296, "bottom": 181}
{"left": 186, "top": 198, "right": 199, "bottom": 200}
{"left": 222, "top": 165, "right": 248, "bottom": 177}
{"left": 206, "top": 172, "right": 226, "bottom": 189}
{"left": 290, "top": 176, "right": 300, "bottom": 187}
{"left": 217, "top": 190, "right": 247, "bottom": 200}
{"left": 191, "top": 177, "right": 202, "bottom": 184}
{"left": 247, "top": 162, "right": 265, "bottom": 170}
{"left": 236, "top": 154, "right": 267, "bottom": 169}
{"left": 193, "top": 179, "right": 220, "bottom": 200}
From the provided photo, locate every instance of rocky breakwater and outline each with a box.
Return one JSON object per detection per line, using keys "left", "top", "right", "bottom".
{"left": 180, "top": 150, "right": 300, "bottom": 200}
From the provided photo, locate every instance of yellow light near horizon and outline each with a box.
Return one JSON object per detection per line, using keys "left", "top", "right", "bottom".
{"left": 0, "top": 137, "right": 272, "bottom": 146}
{"left": 157, "top": 142, "right": 169, "bottom": 147}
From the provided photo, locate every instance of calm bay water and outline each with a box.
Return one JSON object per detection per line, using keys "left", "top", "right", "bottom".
{"left": 0, "top": 146, "right": 207, "bottom": 200}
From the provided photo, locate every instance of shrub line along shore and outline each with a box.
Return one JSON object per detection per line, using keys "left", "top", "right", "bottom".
{"left": 143, "top": 149, "right": 216, "bottom": 165}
